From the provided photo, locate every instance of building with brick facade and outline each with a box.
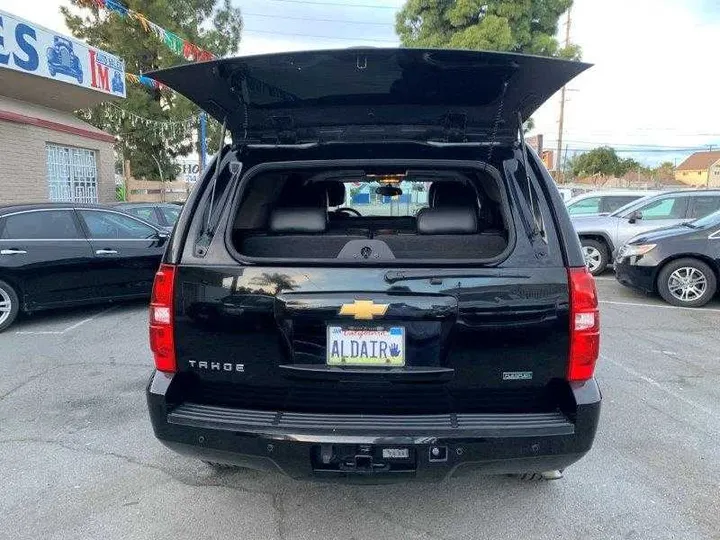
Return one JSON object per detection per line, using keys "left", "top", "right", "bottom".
{"left": 0, "top": 9, "right": 125, "bottom": 204}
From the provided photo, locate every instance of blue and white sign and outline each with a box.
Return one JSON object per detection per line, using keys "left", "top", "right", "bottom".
{"left": 0, "top": 9, "right": 125, "bottom": 98}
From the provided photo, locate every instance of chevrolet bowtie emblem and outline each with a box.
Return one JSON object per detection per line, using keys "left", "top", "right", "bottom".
{"left": 339, "top": 300, "right": 389, "bottom": 320}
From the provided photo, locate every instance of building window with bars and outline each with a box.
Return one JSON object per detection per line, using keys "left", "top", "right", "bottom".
{"left": 46, "top": 144, "right": 99, "bottom": 203}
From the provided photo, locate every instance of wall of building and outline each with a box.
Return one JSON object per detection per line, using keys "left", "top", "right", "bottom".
{"left": 675, "top": 169, "right": 708, "bottom": 187}
{"left": 0, "top": 96, "right": 115, "bottom": 204}
{"left": 710, "top": 164, "right": 720, "bottom": 188}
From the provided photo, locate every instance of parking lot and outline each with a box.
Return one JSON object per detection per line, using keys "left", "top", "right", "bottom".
{"left": 1, "top": 277, "right": 719, "bottom": 540}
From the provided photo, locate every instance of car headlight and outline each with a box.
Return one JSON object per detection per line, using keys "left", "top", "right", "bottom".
{"left": 620, "top": 243, "right": 656, "bottom": 257}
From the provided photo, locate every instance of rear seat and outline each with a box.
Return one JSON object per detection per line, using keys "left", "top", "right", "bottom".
{"left": 375, "top": 207, "right": 505, "bottom": 259}
{"left": 375, "top": 182, "right": 507, "bottom": 259}
{"left": 241, "top": 207, "right": 368, "bottom": 258}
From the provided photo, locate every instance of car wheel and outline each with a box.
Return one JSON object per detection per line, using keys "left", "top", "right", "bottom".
{"left": 657, "top": 258, "right": 717, "bottom": 307}
{"left": 0, "top": 279, "right": 20, "bottom": 332}
{"left": 581, "top": 239, "right": 608, "bottom": 276}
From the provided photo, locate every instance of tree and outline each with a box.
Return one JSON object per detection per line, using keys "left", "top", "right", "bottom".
{"left": 651, "top": 161, "right": 676, "bottom": 183}
{"left": 569, "top": 146, "right": 630, "bottom": 178}
{"left": 396, "top": 0, "right": 581, "bottom": 59}
{"left": 62, "top": 0, "right": 242, "bottom": 179}
{"left": 616, "top": 157, "right": 640, "bottom": 177}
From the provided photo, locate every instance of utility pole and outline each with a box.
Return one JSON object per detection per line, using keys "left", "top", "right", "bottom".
{"left": 556, "top": 7, "right": 572, "bottom": 182}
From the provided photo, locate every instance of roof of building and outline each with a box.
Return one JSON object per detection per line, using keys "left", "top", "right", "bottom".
{"left": 676, "top": 151, "right": 720, "bottom": 171}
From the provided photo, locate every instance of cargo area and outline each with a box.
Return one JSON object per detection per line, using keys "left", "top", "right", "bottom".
{"left": 228, "top": 164, "right": 512, "bottom": 263}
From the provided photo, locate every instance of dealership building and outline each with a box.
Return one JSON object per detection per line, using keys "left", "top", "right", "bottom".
{"left": 0, "top": 9, "right": 125, "bottom": 204}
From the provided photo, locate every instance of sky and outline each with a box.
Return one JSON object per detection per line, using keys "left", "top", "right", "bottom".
{"left": 1, "top": 0, "right": 719, "bottom": 166}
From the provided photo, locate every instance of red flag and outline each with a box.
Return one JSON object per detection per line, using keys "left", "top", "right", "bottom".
{"left": 182, "top": 41, "right": 200, "bottom": 61}
{"left": 196, "top": 49, "right": 215, "bottom": 62}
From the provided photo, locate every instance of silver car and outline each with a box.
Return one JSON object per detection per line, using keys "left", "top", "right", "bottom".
{"left": 573, "top": 189, "right": 720, "bottom": 275}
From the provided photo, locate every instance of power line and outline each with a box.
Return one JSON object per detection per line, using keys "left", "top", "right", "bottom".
{"left": 266, "top": 0, "right": 400, "bottom": 8}
{"left": 244, "top": 28, "right": 397, "bottom": 42}
{"left": 242, "top": 11, "right": 395, "bottom": 26}
{"left": 547, "top": 140, "right": 720, "bottom": 149}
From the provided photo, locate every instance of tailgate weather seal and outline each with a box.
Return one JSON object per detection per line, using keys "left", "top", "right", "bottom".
{"left": 168, "top": 403, "right": 575, "bottom": 438}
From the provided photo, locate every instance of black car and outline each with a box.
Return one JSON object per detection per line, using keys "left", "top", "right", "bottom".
{"left": 0, "top": 203, "right": 168, "bottom": 331}
{"left": 112, "top": 202, "right": 182, "bottom": 232}
{"left": 145, "top": 48, "right": 601, "bottom": 482}
{"left": 615, "top": 210, "right": 720, "bottom": 307}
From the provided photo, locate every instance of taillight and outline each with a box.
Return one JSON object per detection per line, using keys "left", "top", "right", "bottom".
{"left": 149, "top": 264, "right": 176, "bottom": 373}
{"left": 568, "top": 267, "right": 600, "bottom": 381}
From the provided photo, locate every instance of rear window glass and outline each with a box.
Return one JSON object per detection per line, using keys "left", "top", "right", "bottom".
{"left": 341, "top": 181, "right": 429, "bottom": 217}
{"left": 228, "top": 167, "right": 510, "bottom": 262}
{"left": 123, "top": 206, "right": 158, "bottom": 224}
{"left": 160, "top": 206, "right": 181, "bottom": 224}
{"left": 602, "top": 196, "right": 641, "bottom": 213}
{"left": 568, "top": 196, "right": 601, "bottom": 215}
{"left": 1, "top": 210, "right": 80, "bottom": 240}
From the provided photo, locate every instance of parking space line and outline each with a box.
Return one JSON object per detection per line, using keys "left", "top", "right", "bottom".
{"left": 60, "top": 305, "right": 118, "bottom": 333}
{"left": 14, "top": 305, "right": 119, "bottom": 335}
{"left": 599, "top": 300, "right": 720, "bottom": 313}
{"left": 602, "top": 355, "right": 714, "bottom": 416}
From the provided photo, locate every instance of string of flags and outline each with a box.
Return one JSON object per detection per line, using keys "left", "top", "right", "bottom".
{"left": 80, "top": 104, "right": 198, "bottom": 140}
{"left": 84, "top": 0, "right": 216, "bottom": 63}
{"left": 125, "top": 73, "right": 166, "bottom": 92}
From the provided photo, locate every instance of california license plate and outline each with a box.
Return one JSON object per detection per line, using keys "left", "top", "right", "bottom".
{"left": 326, "top": 326, "right": 405, "bottom": 366}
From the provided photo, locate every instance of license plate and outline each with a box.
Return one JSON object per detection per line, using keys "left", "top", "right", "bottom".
{"left": 326, "top": 326, "right": 405, "bottom": 366}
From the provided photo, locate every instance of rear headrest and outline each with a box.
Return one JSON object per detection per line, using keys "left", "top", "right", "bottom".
{"left": 417, "top": 208, "right": 477, "bottom": 235}
{"left": 322, "top": 181, "right": 346, "bottom": 207}
{"left": 269, "top": 208, "right": 327, "bottom": 233}
{"left": 277, "top": 180, "right": 328, "bottom": 208}
{"left": 429, "top": 182, "right": 480, "bottom": 209}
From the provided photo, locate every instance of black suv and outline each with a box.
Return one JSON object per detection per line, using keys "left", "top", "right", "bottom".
{"left": 146, "top": 49, "right": 601, "bottom": 481}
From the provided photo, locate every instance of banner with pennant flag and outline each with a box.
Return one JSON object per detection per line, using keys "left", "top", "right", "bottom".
{"left": 81, "top": 0, "right": 215, "bottom": 64}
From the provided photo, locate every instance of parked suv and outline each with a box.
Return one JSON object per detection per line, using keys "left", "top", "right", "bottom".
{"left": 573, "top": 190, "right": 720, "bottom": 275}
{"left": 145, "top": 49, "right": 601, "bottom": 481}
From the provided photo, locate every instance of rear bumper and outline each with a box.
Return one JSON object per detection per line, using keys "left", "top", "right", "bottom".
{"left": 147, "top": 372, "right": 601, "bottom": 481}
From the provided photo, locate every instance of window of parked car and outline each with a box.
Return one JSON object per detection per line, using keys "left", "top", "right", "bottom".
{"left": 123, "top": 206, "right": 159, "bottom": 225}
{"left": 688, "top": 196, "right": 720, "bottom": 219}
{"left": 0, "top": 210, "right": 81, "bottom": 239}
{"left": 637, "top": 196, "right": 688, "bottom": 220}
{"left": 601, "top": 196, "right": 641, "bottom": 214}
{"left": 79, "top": 210, "right": 157, "bottom": 239}
{"left": 567, "top": 196, "right": 601, "bottom": 215}
{"left": 159, "top": 205, "right": 181, "bottom": 224}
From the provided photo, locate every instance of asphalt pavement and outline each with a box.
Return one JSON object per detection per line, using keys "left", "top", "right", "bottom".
{"left": 1, "top": 277, "right": 719, "bottom": 540}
